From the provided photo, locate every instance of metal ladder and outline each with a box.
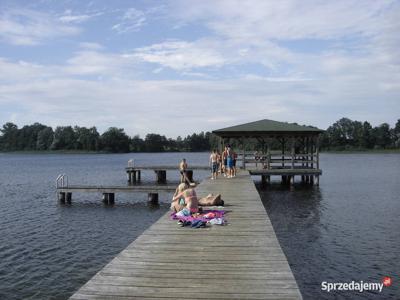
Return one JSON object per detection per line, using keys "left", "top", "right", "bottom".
{"left": 56, "top": 174, "right": 68, "bottom": 188}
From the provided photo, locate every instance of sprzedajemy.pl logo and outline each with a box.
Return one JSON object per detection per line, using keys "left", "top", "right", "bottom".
{"left": 321, "top": 277, "right": 392, "bottom": 293}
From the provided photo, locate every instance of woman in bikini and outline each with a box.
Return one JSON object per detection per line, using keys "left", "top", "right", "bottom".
{"left": 170, "top": 183, "right": 224, "bottom": 212}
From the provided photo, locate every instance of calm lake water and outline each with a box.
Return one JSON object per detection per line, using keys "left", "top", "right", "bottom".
{"left": 0, "top": 152, "right": 399, "bottom": 299}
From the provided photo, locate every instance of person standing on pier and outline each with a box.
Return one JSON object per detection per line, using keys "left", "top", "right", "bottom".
{"left": 179, "top": 158, "right": 188, "bottom": 183}
{"left": 216, "top": 149, "right": 222, "bottom": 174}
{"left": 222, "top": 146, "right": 228, "bottom": 177}
{"left": 232, "top": 150, "right": 237, "bottom": 177}
{"left": 226, "top": 145, "right": 233, "bottom": 178}
{"left": 209, "top": 149, "right": 219, "bottom": 180}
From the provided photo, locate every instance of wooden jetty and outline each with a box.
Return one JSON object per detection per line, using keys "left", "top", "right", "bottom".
{"left": 56, "top": 173, "right": 177, "bottom": 205}
{"left": 57, "top": 184, "right": 177, "bottom": 204}
{"left": 70, "top": 171, "right": 302, "bottom": 299}
{"left": 125, "top": 165, "right": 209, "bottom": 184}
{"left": 213, "top": 119, "right": 323, "bottom": 185}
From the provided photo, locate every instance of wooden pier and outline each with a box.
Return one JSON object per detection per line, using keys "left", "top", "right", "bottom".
{"left": 57, "top": 184, "right": 177, "bottom": 205}
{"left": 249, "top": 168, "right": 322, "bottom": 185}
{"left": 125, "top": 165, "right": 209, "bottom": 184}
{"left": 70, "top": 171, "right": 302, "bottom": 299}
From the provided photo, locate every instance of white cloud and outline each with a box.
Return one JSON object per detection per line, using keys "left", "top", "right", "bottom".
{"left": 134, "top": 40, "right": 225, "bottom": 70}
{"left": 1, "top": 55, "right": 398, "bottom": 136}
{"left": 169, "top": 0, "right": 395, "bottom": 41}
{"left": 0, "top": 1, "right": 399, "bottom": 135}
{"left": 64, "top": 50, "right": 138, "bottom": 76}
{"left": 112, "top": 8, "right": 146, "bottom": 33}
{"left": 0, "top": 9, "right": 80, "bottom": 46}
{"left": 79, "top": 42, "right": 104, "bottom": 50}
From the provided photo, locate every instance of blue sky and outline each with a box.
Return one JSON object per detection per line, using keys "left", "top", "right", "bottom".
{"left": 0, "top": 0, "right": 399, "bottom": 137}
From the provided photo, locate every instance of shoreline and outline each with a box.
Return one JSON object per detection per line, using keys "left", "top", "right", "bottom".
{"left": 1, "top": 149, "right": 399, "bottom": 155}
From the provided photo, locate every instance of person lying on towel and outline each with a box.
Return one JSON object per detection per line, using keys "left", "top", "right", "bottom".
{"left": 170, "top": 183, "right": 224, "bottom": 213}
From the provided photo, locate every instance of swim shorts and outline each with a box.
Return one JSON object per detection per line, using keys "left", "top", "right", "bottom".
{"left": 227, "top": 157, "right": 233, "bottom": 168}
{"left": 212, "top": 162, "right": 218, "bottom": 173}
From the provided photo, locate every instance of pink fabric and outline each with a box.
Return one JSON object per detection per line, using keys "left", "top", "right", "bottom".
{"left": 171, "top": 209, "right": 225, "bottom": 222}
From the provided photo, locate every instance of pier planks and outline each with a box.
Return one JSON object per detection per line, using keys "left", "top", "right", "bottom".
{"left": 70, "top": 171, "right": 302, "bottom": 300}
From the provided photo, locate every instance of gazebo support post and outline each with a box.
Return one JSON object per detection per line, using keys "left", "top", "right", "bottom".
{"left": 242, "top": 136, "right": 246, "bottom": 169}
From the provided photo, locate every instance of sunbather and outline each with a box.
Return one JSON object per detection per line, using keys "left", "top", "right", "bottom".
{"left": 170, "top": 183, "right": 224, "bottom": 212}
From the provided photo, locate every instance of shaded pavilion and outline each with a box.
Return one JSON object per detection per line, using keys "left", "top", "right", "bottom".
{"left": 212, "top": 119, "right": 324, "bottom": 185}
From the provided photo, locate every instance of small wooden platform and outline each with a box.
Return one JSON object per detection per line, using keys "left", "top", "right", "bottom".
{"left": 249, "top": 168, "right": 322, "bottom": 176}
{"left": 57, "top": 185, "right": 177, "bottom": 193}
{"left": 70, "top": 171, "right": 302, "bottom": 299}
{"left": 125, "top": 166, "right": 210, "bottom": 170}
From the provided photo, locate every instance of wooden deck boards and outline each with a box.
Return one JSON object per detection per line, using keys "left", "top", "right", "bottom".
{"left": 70, "top": 171, "right": 302, "bottom": 300}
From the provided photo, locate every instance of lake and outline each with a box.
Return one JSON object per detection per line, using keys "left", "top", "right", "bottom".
{"left": 0, "top": 152, "right": 398, "bottom": 299}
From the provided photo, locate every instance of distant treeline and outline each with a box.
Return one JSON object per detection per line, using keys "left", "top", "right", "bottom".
{"left": 0, "top": 118, "right": 399, "bottom": 153}
{"left": 0, "top": 122, "right": 215, "bottom": 152}
{"left": 320, "top": 118, "right": 400, "bottom": 150}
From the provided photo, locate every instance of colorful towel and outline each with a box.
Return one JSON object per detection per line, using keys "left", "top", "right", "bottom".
{"left": 170, "top": 209, "right": 225, "bottom": 223}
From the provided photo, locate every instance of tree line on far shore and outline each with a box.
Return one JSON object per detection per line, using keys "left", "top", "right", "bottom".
{"left": 0, "top": 122, "right": 214, "bottom": 152}
{"left": 0, "top": 118, "right": 399, "bottom": 153}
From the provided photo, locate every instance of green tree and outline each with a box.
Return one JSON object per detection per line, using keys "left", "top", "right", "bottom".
{"left": 130, "top": 135, "right": 145, "bottom": 152}
{"left": 51, "top": 126, "right": 77, "bottom": 150}
{"left": 393, "top": 119, "right": 400, "bottom": 148}
{"left": 74, "top": 126, "right": 99, "bottom": 151}
{"left": 100, "top": 127, "right": 130, "bottom": 152}
{"left": 0, "top": 122, "right": 19, "bottom": 151}
{"left": 372, "top": 123, "right": 392, "bottom": 149}
{"left": 18, "top": 123, "right": 47, "bottom": 150}
{"left": 36, "top": 127, "right": 54, "bottom": 150}
{"left": 144, "top": 134, "right": 168, "bottom": 152}
{"left": 361, "top": 121, "right": 375, "bottom": 149}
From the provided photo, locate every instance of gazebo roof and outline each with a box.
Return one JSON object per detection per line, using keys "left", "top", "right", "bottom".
{"left": 213, "top": 119, "right": 323, "bottom": 136}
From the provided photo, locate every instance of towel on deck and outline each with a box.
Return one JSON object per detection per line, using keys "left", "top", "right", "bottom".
{"left": 170, "top": 209, "right": 225, "bottom": 223}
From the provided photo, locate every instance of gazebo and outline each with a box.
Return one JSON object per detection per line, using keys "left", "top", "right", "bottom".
{"left": 212, "top": 119, "right": 324, "bottom": 185}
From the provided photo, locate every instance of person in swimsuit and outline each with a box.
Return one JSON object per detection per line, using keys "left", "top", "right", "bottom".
{"left": 170, "top": 183, "right": 224, "bottom": 212}
{"left": 222, "top": 146, "right": 228, "bottom": 177}
{"left": 209, "top": 149, "right": 218, "bottom": 180}
{"left": 216, "top": 150, "right": 222, "bottom": 174}
{"left": 232, "top": 150, "right": 237, "bottom": 177}
{"left": 226, "top": 145, "right": 233, "bottom": 178}
{"left": 179, "top": 158, "right": 188, "bottom": 183}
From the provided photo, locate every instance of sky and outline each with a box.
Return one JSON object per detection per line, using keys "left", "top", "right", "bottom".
{"left": 0, "top": 0, "right": 399, "bottom": 137}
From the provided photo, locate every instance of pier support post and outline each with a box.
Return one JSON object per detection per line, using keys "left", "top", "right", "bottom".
{"left": 155, "top": 170, "right": 167, "bottom": 184}
{"left": 127, "top": 169, "right": 140, "bottom": 184}
{"left": 102, "top": 193, "right": 115, "bottom": 205}
{"left": 66, "top": 192, "right": 72, "bottom": 204}
{"left": 148, "top": 193, "right": 159, "bottom": 205}
{"left": 58, "top": 192, "right": 66, "bottom": 203}
{"left": 261, "top": 175, "right": 267, "bottom": 185}
{"left": 186, "top": 170, "right": 193, "bottom": 182}
{"left": 137, "top": 170, "right": 141, "bottom": 182}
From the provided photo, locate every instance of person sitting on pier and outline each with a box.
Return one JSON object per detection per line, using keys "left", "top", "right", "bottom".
{"left": 179, "top": 158, "right": 188, "bottom": 183}
{"left": 170, "top": 183, "right": 224, "bottom": 213}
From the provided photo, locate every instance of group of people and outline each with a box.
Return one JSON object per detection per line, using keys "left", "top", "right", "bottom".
{"left": 172, "top": 157, "right": 226, "bottom": 214}
{"left": 209, "top": 145, "right": 237, "bottom": 180}
{"left": 170, "top": 182, "right": 224, "bottom": 213}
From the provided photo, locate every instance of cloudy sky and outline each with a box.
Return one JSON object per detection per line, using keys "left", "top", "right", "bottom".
{"left": 0, "top": 0, "right": 399, "bottom": 137}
